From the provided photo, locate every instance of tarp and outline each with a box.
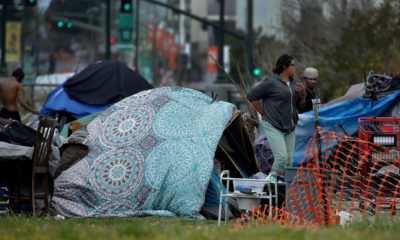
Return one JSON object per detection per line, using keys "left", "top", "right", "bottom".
{"left": 325, "top": 83, "right": 364, "bottom": 106}
{"left": 64, "top": 60, "right": 153, "bottom": 105}
{"left": 294, "top": 89, "right": 400, "bottom": 166}
{"left": 40, "top": 84, "right": 108, "bottom": 119}
{"left": 51, "top": 87, "right": 236, "bottom": 218}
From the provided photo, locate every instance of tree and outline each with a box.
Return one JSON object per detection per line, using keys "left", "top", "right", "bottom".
{"left": 319, "top": 0, "right": 399, "bottom": 100}
{"left": 279, "top": 0, "right": 377, "bottom": 101}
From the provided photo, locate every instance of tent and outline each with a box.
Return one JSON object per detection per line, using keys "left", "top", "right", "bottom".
{"left": 40, "top": 60, "right": 153, "bottom": 120}
{"left": 64, "top": 60, "right": 153, "bottom": 105}
{"left": 51, "top": 87, "right": 258, "bottom": 219}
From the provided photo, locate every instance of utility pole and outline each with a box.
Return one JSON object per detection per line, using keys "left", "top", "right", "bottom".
{"left": 105, "top": 0, "right": 111, "bottom": 60}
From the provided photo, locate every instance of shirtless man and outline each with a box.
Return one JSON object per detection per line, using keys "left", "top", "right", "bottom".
{"left": 0, "top": 68, "right": 38, "bottom": 121}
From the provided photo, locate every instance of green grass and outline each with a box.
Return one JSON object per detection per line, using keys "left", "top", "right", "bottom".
{"left": 0, "top": 216, "right": 399, "bottom": 240}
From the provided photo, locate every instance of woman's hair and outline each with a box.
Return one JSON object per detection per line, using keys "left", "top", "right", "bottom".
{"left": 273, "top": 54, "right": 293, "bottom": 74}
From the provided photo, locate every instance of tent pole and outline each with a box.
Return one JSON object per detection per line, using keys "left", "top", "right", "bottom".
{"left": 313, "top": 98, "right": 329, "bottom": 225}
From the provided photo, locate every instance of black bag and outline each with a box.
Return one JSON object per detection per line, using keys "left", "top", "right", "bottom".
{"left": 0, "top": 121, "right": 36, "bottom": 147}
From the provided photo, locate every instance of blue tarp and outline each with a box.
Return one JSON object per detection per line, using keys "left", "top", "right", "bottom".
{"left": 294, "top": 89, "right": 400, "bottom": 166}
{"left": 40, "top": 84, "right": 109, "bottom": 119}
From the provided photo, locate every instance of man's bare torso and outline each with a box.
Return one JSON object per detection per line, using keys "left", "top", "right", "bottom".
{"left": 0, "top": 79, "right": 21, "bottom": 112}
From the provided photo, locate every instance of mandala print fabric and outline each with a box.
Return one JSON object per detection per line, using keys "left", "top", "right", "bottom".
{"left": 51, "top": 87, "right": 234, "bottom": 218}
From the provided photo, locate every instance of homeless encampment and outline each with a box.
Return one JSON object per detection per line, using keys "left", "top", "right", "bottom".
{"left": 40, "top": 60, "right": 153, "bottom": 121}
{"left": 51, "top": 87, "right": 258, "bottom": 219}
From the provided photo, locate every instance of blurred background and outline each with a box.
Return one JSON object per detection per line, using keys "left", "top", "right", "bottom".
{"left": 1, "top": 0, "right": 399, "bottom": 106}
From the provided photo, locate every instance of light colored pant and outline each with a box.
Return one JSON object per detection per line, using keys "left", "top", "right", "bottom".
{"left": 260, "top": 120, "right": 296, "bottom": 175}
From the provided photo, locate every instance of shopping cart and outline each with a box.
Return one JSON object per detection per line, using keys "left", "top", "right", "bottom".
{"left": 357, "top": 117, "right": 400, "bottom": 215}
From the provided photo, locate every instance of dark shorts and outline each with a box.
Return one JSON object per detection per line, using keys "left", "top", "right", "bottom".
{"left": 0, "top": 108, "right": 21, "bottom": 121}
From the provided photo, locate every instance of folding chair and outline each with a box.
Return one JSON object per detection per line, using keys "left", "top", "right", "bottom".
{"left": 31, "top": 118, "right": 57, "bottom": 216}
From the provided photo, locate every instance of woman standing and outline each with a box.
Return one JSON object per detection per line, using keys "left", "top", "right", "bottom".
{"left": 247, "top": 54, "right": 306, "bottom": 182}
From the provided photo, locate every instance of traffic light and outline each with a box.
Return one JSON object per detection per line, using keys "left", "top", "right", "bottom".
{"left": 120, "top": 0, "right": 133, "bottom": 13}
{"left": 66, "top": 22, "right": 73, "bottom": 29}
{"left": 25, "top": 0, "right": 37, "bottom": 7}
{"left": 252, "top": 67, "right": 262, "bottom": 77}
{"left": 49, "top": 20, "right": 74, "bottom": 32}
{"left": 56, "top": 20, "right": 64, "bottom": 28}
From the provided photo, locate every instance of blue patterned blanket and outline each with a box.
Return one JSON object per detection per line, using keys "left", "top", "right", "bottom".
{"left": 51, "top": 87, "right": 235, "bottom": 218}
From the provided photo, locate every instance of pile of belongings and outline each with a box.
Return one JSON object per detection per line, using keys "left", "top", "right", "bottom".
{"left": 364, "top": 71, "right": 400, "bottom": 99}
{"left": 0, "top": 119, "right": 36, "bottom": 147}
{"left": 0, "top": 187, "right": 10, "bottom": 214}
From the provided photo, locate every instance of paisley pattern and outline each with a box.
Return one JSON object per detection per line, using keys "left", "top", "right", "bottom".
{"left": 100, "top": 106, "right": 154, "bottom": 147}
{"left": 51, "top": 87, "right": 234, "bottom": 218}
{"left": 89, "top": 148, "right": 144, "bottom": 198}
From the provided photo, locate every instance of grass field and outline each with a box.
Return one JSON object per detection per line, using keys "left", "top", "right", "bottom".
{"left": 0, "top": 216, "right": 399, "bottom": 240}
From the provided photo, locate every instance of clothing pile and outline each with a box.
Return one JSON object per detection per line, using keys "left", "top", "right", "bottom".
{"left": 253, "top": 135, "right": 274, "bottom": 175}
{"left": 0, "top": 187, "right": 10, "bottom": 214}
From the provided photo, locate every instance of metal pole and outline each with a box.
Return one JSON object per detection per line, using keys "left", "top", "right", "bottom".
{"left": 105, "top": 0, "right": 111, "bottom": 60}
{"left": 218, "top": 0, "right": 224, "bottom": 72}
{"left": 134, "top": 0, "right": 140, "bottom": 69}
{"left": 143, "top": 0, "right": 244, "bottom": 40}
{"left": 35, "top": 6, "right": 39, "bottom": 76}
{"left": 216, "top": 0, "right": 226, "bottom": 83}
{"left": 179, "top": 0, "right": 185, "bottom": 45}
{"left": 1, "top": 2, "right": 7, "bottom": 70}
{"left": 313, "top": 99, "right": 330, "bottom": 225}
{"left": 247, "top": 0, "right": 254, "bottom": 76}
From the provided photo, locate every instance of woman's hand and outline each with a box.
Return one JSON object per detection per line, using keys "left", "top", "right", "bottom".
{"left": 295, "top": 82, "right": 306, "bottom": 105}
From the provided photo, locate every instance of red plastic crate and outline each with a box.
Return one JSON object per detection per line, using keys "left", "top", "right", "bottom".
{"left": 358, "top": 117, "right": 399, "bottom": 146}
{"left": 357, "top": 117, "right": 400, "bottom": 214}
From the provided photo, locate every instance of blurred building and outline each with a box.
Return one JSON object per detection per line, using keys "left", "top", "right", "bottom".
{"left": 146, "top": 0, "right": 239, "bottom": 85}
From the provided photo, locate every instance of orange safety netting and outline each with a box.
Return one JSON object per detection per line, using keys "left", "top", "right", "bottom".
{"left": 238, "top": 117, "right": 400, "bottom": 227}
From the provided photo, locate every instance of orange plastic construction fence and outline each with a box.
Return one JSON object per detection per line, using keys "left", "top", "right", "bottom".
{"left": 238, "top": 118, "right": 400, "bottom": 227}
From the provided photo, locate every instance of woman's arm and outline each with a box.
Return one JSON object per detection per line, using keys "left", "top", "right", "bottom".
{"left": 250, "top": 100, "right": 265, "bottom": 116}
